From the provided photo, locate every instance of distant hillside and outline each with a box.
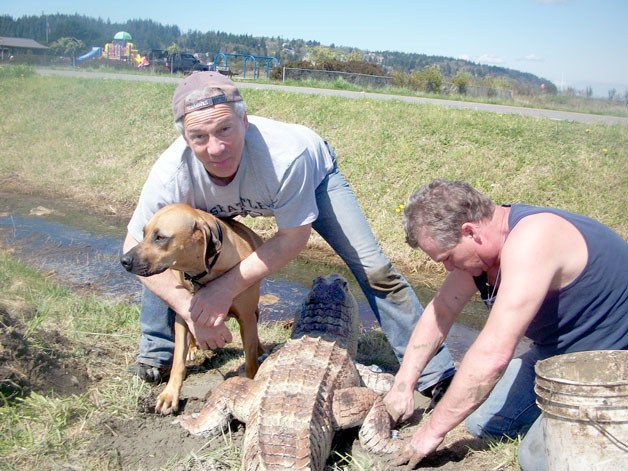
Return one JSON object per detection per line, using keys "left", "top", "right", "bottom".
{"left": 1, "top": 13, "right": 555, "bottom": 93}
{"left": 364, "top": 50, "right": 553, "bottom": 94}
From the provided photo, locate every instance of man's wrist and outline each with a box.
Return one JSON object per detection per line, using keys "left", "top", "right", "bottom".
{"left": 425, "top": 405, "right": 452, "bottom": 440}
{"left": 207, "top": 273, "right": 240, "bottom": 304}
{"left": 395, "top": 364, "right": 422, "bottom": 392}
{"left": 392, "top": 375, "right": 417, "bottom": 395}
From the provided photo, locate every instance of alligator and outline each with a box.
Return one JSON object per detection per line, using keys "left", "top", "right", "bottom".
{"left": 175, "top": 273, "right": 403, "bottom": 470}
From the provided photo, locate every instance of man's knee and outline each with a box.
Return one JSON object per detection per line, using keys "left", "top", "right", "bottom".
{"left": 466, "top": 406, "right": 540, "bottom": 441}
{"left": 465, "top": 412, "right": 494, "bottom": 438}
{"left": 140, "top": 289, "right": 174, "bottom": 328}
{"left": 363, "top": 262, "right": 410, "bottom": 299}
{"left": 465, "top": 413, "right": 517, "bottom": 440}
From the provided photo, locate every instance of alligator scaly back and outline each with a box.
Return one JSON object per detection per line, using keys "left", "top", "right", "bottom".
{"left": 175, "top": 274, "right": 401, "bottom": 470}
{"left": 290, "top": 273, "right": 359, "bottom": 356}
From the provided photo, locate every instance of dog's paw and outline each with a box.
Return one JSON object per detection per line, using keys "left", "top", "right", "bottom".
{"left": 155, "top": 390, "right": 180, "bottom": 415}
{"left": 186, "top": 344, "right": 199, "bottom": 362}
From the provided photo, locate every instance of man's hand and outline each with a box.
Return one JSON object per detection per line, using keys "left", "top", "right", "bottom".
{"left": 187, "top": 319, "right": 232, "bottom": 350}
{"left": 384, "top": 381, "right": 416, "bottom": 423}
{"left": 189, "top": 280, "right": 233, "bottom": 327}
{"left": 390, "top": 424, "right": 444, "bottom": 469}
{"left": 187, "top": 281, "right": 234, "bottom": 349}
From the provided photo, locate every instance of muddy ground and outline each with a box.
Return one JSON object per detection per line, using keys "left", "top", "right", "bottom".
{"left": 0, "top": 307, "right": 93, "bottom": 402}
{"left": 1, "top": 303, "right": 511, "bottom": 471}
{"left": 89, "top": 372, "right": 493, "bottom": 471}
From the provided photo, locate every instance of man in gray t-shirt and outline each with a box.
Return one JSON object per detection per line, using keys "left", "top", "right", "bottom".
{"left": 124, "top": 72, "right": 455, "bottom": 396}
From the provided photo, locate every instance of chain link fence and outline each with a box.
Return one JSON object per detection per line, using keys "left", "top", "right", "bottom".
{"left": 282, "top": 67, "right": 392, "bottom": 88}
{"left": 440, "top": 82, "right": 513, "bottom": 100}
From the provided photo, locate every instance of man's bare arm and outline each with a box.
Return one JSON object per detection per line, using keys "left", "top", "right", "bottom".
{"left": 188, "top": 224, "right": 312, "bottom": 326}
{"left": 384, "top": 270, "right": 476, "bottom": 422}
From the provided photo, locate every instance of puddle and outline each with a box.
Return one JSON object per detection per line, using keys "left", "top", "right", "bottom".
{"left": 0, "top": 191, "right": 529, "bottom": 361}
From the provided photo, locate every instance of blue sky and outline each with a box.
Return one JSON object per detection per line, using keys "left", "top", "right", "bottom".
{"left": 3, "top": 0, "right": 627, "bottom": 96}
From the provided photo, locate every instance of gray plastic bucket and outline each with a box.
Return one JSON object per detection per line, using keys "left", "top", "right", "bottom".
{"left": 535, "top": 350, "right": 628, "bottom": 470}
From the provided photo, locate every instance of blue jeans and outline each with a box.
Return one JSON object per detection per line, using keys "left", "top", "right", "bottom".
{"left": 465, "top": 346, "right": 548, "bottom": 471}
{"left": 137, "top": 285, "right": 176, "bottom": 368}
{"left": 137, "top": 166, "right": 456, "bottom": 391}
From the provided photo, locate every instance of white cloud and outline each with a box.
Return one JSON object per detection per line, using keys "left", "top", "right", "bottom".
{"left": 477, "top": 54, "right": 505, "bottom": 65}
{"left": 521, "top": 53, "right": 545, "bottom": 62}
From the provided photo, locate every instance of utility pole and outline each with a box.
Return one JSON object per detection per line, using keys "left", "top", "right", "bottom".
{"left": 42, "top": 11, "right": 50, "bottom": 43}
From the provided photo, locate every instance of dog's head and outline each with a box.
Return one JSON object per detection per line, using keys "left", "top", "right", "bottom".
{"left": 120, "top": 204, "right": 222, "bottom": 277}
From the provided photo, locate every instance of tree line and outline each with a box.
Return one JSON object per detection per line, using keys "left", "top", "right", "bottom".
{"left": 1, "top": 13, "right": 556, "bottom": 95}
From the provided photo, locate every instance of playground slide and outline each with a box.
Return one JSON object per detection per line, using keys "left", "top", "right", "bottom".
{"left": 76, "top": 47, "right": 102, "bottom": 64}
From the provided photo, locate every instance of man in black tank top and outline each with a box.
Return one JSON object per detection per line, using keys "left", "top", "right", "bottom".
{"left": 383, "top": 179, "right": 627, "bottom": 471}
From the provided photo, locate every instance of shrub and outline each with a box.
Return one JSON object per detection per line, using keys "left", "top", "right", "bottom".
{"left": 452, "top": 70, "right": 472, "bottom": 94}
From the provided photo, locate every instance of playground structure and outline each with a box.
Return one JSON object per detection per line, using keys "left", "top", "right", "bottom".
{"left": 76, "top": 46, "right": 102, "bottom": 63}
{"left": 213, "top": 52, "right": 279, "bottom": 79}
{"left": 77, "top": 31, "right": 141, "bottom": 65}
{"left": 102, "top": 31, "right": 141, "bottom": 64}
{"left": 75, "top": 32, "right": 279, "bottom": 78}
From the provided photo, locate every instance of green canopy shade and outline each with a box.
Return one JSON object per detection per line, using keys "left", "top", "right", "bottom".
{"left": 114, "top": 31, "right": 132, "bottom": 41}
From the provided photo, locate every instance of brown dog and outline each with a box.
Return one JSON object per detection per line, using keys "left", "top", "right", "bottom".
{"left": 120, "top": 203, "right": 264, "bottom": 415}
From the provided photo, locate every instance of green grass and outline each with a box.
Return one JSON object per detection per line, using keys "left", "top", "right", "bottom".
{"left": 0, "top": 251, "right": 285, "bottom": 469}
{"left": 0, "top": 68, "right": 624, "bottom": 470}
{"left": 0, "top": 251, "right": 133, "bottom": 468}
{"left": 1, "top": 71, "right": 626, "bottom": 277}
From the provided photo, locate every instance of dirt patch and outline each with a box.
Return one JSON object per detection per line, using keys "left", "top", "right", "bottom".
{"left": 87, "top": 365, "right": 497, "bottom": 470}
{"left": 90, "top": 370, "right": 235, "bottom": 470}
{"left": 0, "top": 306, "right": 92, "bottom": 401}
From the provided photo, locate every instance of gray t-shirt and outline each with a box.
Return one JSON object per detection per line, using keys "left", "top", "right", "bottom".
{"left": 128, "top": 116, "right": 336, "bottom": 241}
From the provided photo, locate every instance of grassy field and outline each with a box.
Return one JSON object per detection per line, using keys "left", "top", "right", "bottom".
{"left": 0, "top": 65, "right": 626, "bottom": 470}
{"left": 1, "top": 66, "right": 626, "bottom": 276}
{"left": 37, "top": 61, "right": 628, "bottom": 118}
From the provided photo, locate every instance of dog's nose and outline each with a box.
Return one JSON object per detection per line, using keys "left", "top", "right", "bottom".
{"left": 120, "top": 254, "right": 133, "bottom": 271}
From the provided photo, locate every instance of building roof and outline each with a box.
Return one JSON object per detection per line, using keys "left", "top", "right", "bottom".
{"left": 0, "top": 37, "right": 49, "bottom": 50}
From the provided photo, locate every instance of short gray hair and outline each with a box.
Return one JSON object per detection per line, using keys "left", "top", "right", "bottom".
{"left": 403, "top": 179, "right": 496, "bottom": 249}
{"left": 174, "top": 99, "right": 247, "bottom": 135}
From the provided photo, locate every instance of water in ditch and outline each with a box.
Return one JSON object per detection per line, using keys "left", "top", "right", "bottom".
{"left": 0, "top": 191, "right": 530, "bottom": 361}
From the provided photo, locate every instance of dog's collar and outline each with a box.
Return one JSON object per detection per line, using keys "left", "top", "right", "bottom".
{"left": 183, "top": 221, "right": 223, "bottom": 288}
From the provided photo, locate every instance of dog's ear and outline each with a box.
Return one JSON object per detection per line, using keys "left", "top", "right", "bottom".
{"left": 195, "top": 219, "right": 222, "bottom": 270}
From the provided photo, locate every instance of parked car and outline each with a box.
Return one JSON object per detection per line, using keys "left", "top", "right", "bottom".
{"left": 166, "top": 52, "right": 210, "bottom": 74}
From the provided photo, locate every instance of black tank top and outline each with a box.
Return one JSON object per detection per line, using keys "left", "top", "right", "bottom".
{"left": 476, "top": 204, "right": 627, "bottom": 354}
